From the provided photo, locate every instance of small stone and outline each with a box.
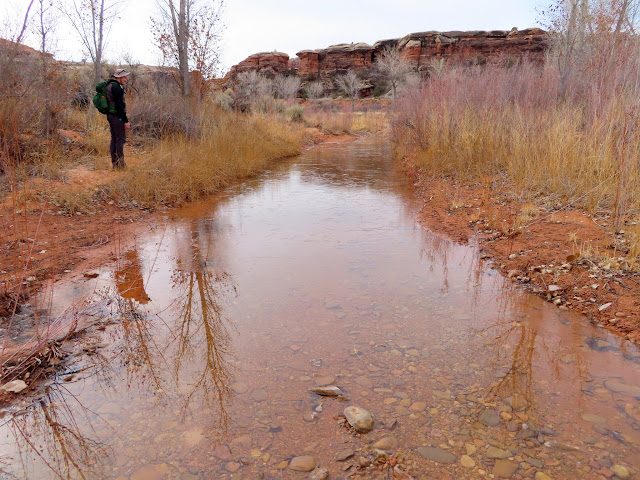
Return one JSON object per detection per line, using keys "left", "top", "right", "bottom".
{"left": 611, "top": 465, "right": 630, "bottom": 479}
{"left": 251, "top": 389, "right": 268, "bottom": 402}
{"left": 479, "top": 409, "right": 500, "bottom": 426}
{"left": 344, "top": 406, "right": 374, "bottom": 433}
{"left": 460, "top": 455, "right": 476, "bottom": 468}
{"left": 225, "top": 462, "right": 240, "bottom": 473}
{"left": 334, "top": 449, "right": 355, "bottom": 461}
{"left": 624, "top": 403, "right": 640, "bottom": 422}
{"left": 416, "top": 447, "right": 457, "bottom": 464}
{"left": 232, "top": 382, "right": 249, "bottom": 394}
{"left": 486, "top": 446, "right": 511, "bottom": 459}
{"left": 289, "top": 456, "right": 317, "bottom": 472}
{"left": 548, "top": 285, "right": 562, "bottom": 292}
{"left": 465, "top": 443, "right": 477, "bottom": 456}
{"left": 277, "top": 461, "right": 289, "bottom": 469}
{"left": 525, "top": 457, "right": 543, "bottom": 469}
{"left": 535, "top": 473, "right": 553, "bottom": 480}
{"left": 605, "top": 379, "right": 640, "bottom": 399}
{"left": 309, "top": 467, "right": 329, "bottom": 480}
{"left": 409, "top": 401, "right": 427, "bottom": 412}
{"left": 493, "top": 459, "right": 519, "bottom": 478}
{"left": 310, "top": 385, "right": 343, "bottom": 397}
{"left": 581, "top": 413, "right": 606, "bottom": 424}
{"left": 212, "top": 445, "right": 232, "bottom": 460}
{"left": 373, "top": 437, "right": 398, "bottom": 451}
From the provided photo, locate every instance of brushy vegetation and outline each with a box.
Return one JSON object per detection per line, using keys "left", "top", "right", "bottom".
{"left": 391, "top": 43, "right": 640, "bottom": 231}
{"left": 108, "top": 109, "right": 303, "bottom": 207}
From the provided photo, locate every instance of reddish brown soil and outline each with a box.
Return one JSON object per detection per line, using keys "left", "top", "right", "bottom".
{"left": 411, "top": 173, "right": 640, "bottom": 344}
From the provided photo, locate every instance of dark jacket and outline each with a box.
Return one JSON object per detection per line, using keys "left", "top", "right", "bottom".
{"left": 106, "top": 79, "right": 129, "bottom": 123}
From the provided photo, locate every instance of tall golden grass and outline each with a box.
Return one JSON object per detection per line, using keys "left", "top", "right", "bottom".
{"left": 391, "top": 61, "right": 640, "bottom": 217}
{"left": 110, "top": 109, "right": 304, "bottom": 206}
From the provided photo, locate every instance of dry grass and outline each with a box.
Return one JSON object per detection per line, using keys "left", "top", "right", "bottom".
{"left": 109, "top": 109, "right": 303, "bottom": 207}
{"left": 392, "top": 61, "right": 640, "bottom": 221}
{"left": 304, "top": 101, "right": 388, "bottom": 135}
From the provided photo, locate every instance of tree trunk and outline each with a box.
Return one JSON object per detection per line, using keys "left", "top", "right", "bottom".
{"left": 178, "top": 0, "right": 190, "bottom": 97}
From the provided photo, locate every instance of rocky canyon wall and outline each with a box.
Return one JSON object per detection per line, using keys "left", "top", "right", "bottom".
{"left": 225, "top": 28, "right": 548, "bottom": 89}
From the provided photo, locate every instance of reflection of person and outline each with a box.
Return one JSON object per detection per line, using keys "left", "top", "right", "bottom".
{"left": 115, "top": 250, "right": 151, "bottom": 304}
{"left": 106, "top": 68, "right": 131, "bottom": 170}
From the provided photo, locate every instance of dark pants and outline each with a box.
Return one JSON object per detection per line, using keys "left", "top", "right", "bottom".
{"left": 107, "top": 114, "right": 126, "bottom": 169}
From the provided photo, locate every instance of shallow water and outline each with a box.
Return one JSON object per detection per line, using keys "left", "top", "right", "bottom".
{"left": 1, "top": 137, "right": 639, "bottom": 480}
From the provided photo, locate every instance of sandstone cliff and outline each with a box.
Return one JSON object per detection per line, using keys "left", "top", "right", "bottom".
{"left": 225, "top": 28, "right": 548, "bottom": 95}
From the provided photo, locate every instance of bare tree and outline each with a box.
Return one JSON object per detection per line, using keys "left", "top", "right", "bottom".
{"left": 1, "top": 0, "right": 36, "bottom": 44}
{"left": 304, "top": 80, "right": 324, "bottom": 100}
{"left": 335, "top": 70, "right": 364, "bottom": 110}
{"left": 544, "top": 0, "right": 640, "bottom": 98}
{"left": 151, "top": 0, "right": 224, "bottom": 97}
{"left": 273, "top": 74, "right": 301, "bottom": 100}
{"left": 235, "top": 71, "right": 265, "bottom": 110}
{"left": 374, "top": 46, "right": 413, "bottom": 99}
{"left": 34, "top": 0, "right": 61, "bottom": 136}
{"left": 62, "top": 0, "right": 122, "bottom": 84}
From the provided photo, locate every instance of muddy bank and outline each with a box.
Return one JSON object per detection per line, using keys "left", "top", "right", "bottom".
{"left": 410, "top": 173, "right": 640, "bottom": 344}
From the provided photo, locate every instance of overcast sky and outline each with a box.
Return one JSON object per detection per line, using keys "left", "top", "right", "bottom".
{"left": 4, "top": 0, "right": 547, "bottom": 74}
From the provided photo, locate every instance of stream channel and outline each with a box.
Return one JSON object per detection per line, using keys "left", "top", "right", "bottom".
{"left": 1, "top": 137, "right": 640, "bottom": 480}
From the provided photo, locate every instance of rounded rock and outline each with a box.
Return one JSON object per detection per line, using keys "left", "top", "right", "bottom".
{"left": 373, "top": 436, "right": 398, "bottom": 451}
{"left": 309, "top": 467, "right": 329, "bottom": 480}
{"left": 289, "top": 455, "right": 317, "bottom": 472}
{"left": 460, "top": 455, "right": 476, "bottom": 468}
{"left": 344, "top": 406, "right": 375, "bottom": 433}
{"left": 611, "top": 465, "right": 630, "bottom": 479}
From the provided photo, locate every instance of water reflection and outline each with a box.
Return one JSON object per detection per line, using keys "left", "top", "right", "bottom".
{"left": 4, "top": 383, "right": 107, "bottom": 479}
{"left": 169, "top": 222, "right": 235, "bottom": 421}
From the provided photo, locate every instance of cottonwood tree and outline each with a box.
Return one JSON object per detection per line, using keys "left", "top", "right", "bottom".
{"left": 374, "top": 46, "right": 413, "bottom": 99}
{"left": 151, "top": 0, "right": 224, "bottom": 98}
{"left": 273, "top": 74, "right": 301, "bottom": 100}
{"left": 62, "top": 0, "right": 123, "bottom": 84}
{"left": 335, "top": 70, "right": 364, "bottom": 110}
{"left": 304, "top": 80, "right": 324, "bottom": 100}
{"left": 544, "top": 0, "right": 640, "bottom": 98}
{"left": 235, "top": 71, "right": 266, "bottom": 110}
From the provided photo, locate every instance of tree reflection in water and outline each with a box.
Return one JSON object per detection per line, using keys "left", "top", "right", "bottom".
{"left": 168, "top": 222, "right": 236, "bottom": 427}
{"left": 4, "top": 382, "right": 107, "bottom": 480}
{"left": 475, "top": 291, "right": 590, "bottom": 416}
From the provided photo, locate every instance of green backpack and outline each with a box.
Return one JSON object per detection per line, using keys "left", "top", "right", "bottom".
{"left": 93, "top": 79, "right": 118, "bottom": 114}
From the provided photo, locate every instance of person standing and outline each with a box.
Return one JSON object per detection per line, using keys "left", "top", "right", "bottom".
{"left": 106, "top": 68, "right": 131, "bottom": 170}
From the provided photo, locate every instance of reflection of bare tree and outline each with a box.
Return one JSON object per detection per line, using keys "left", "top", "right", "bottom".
{"left": 475, "top": 294, "right": 591, "bottom": 412}
{"left": 169, "top": 222, "right": 236, "bottom": 426}
{"left": 5, "top": 383, "right": 108, "bottom": 480}
{"left": 118, "top": 307, "right": 165, "bottom": 394}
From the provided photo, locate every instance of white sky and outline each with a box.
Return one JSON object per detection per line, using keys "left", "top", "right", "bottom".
{"left": 4, "top": 0, "right": 547, "bottom": 75}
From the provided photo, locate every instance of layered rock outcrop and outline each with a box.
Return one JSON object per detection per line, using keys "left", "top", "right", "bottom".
{"left": 227, "top": 28, "right": 547, "bottom": 82}
{"left": 227, "top": 51, "right": 290, "bottom": 78}
{"left": 296, "top": 28, "right": 546, "bottom": 78}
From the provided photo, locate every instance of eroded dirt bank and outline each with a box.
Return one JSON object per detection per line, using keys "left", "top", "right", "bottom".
{"left": 410, "top": 174, "right": 640, "bottom": 344}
